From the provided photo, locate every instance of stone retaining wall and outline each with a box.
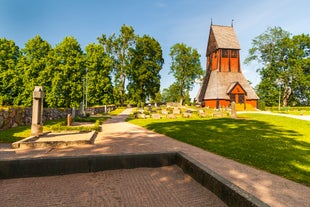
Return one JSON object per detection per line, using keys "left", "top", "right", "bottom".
{"left": 0, "top": 105, "right": 117, "bottom": 130}
{"left": 85, "top": 105, "right": 117, "bottom": 115}
{"left": 0, "top": 107, "right": 72, "bottom": 130}
{"left": 0, "top": 105, "right": 117, "bottom": 131}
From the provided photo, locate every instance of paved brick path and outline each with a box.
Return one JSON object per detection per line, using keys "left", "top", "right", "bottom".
{"left": 0, "top": 166, "right": 227, "bottom": 207}
{"left": 1, "top": 108, "right": 310, "bottom": 207}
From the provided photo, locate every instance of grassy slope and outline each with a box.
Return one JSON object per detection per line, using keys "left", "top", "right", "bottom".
{"left": 129, "top": 114, "right": 310, "bottom": 186}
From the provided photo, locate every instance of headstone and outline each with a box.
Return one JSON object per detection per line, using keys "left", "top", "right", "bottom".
{"left": 138, "top": 114, "right": 146, "bottom": 119}
{"left": 231, "top": 101, "right": 237, "bottom": 119}
{"left": 198, "top": 109, "right": 206, "bottom": 117}
{"left": 152, "top": 114, "right": 161, "bottom": 119}
{"left": 167, "top": 114, "right": 176, "bottom": 119}
{"left": 173, "top": 108, "right": 180, "bottom": 114}
{"left": 183, "top": 113, "right": 191, "bottom": 118}
{"left": 31, "top": 86, "right": 44, "bottom": 136}
{"left": 162, "top": 109, "right": 168, "bottom": 115}
{"left": 72, "top": 107, "right": 76, "bottom": 119}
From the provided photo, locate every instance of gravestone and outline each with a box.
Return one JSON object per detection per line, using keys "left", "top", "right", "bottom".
{"left": 162, "top": 109, "right": 168, "bottom": 115}
{"left": 167, "top": 114, "right": 176, "bottom": 119}
{"left": 231, "top": 101, "right": 237, "bottom": 119}
{"left": 152, "top": 114, "right": 161, "bottom": 119}
{"left": 72, "top": 107, "right": 76, "bottom": 119}
{"left": 173, "top": 108, "right": 180, "bottom": 115}
{"left": 31, "top": 86, "right": 44, "bottom": 136}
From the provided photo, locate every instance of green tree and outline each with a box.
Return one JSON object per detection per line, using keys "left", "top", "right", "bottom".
{"left": 245, "top": 27, "right": 310, "bottom": 106}
{"left": 85, "top": 43, "right": 113, "bottom": 105}
{"left": 127, "top": 35, "right": 164, "bottom": 106}
{"left": 0, "top": 38, "right": 20, "bottom": 106}
{"left": 98, "top": 25, "right": 136, "bottom": 105}
{"left": 161, "top": 83, "right": 180, "bottom": 103}
{"left": 47, "top": 36, "right": 84, "bottom": 108}
{"left": 14, "top": 35, "right": 52, "bottom": 106}
{"left": 169, "top": 43, "right": 203, "bottom": 105}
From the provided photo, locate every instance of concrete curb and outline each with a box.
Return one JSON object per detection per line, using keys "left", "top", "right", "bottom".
{"left": 0, "top": 152, "right": 269, "bottom": 207}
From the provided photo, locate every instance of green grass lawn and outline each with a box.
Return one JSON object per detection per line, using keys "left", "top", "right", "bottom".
{"left": 0, "top": 117, "right": 108, "bottom": 143}
{"left": 128, "top": 113, "right": 310, "bottom": 186}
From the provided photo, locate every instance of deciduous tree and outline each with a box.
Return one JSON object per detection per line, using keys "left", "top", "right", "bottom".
{"left": 127, "top": 35, "right": 163, "bottom": 106}
{"left": 0, "top": 38, "right": 20, "bottom": 106}
{"left": 98, "top": 25, "right": 135, "bottom": 105}
{"left": 47, "top": 36, "right": 84, "bottom": 108}
{"left": 85, "top": 43, "right": 113, "bottom": 105}
{"left": 169, "top": 43, "right": 203, "bottom": 105}
{"left": 245, "top": 27, "right": 310, "bottom": 106}
{"left": 14, "top": 35, "right": 52, "bottom": 106}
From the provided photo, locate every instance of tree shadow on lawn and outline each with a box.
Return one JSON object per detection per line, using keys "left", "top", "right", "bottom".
{"left": 143, "top": 118, "right": 310, "bottom": 186}
{"left": 0, "top": 125, "right": 31, "bottom": 143}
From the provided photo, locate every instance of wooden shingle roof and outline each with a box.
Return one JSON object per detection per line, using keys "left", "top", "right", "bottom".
{"left": 206, "top": 25, "right": 241, "bottom": 56}
{"left": 198, "top": 70, "right": 259, "bottom": 100}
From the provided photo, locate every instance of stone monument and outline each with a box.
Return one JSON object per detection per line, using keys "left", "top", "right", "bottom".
{"left": 31, "top": 86, "right": 44, "bottom": 136}
{"left": 231, "top": 101, "right": 237, "bottom": 119}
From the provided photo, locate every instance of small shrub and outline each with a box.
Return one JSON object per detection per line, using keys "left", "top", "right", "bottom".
{"left": 258, "top": 101, "right": 265, "bottom": 111}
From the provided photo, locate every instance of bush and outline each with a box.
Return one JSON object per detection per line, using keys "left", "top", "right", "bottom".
{"left": 258, "top": 101, "right": 266, "bottom": 111}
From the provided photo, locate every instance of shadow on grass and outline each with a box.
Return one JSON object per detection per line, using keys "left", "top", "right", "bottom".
{"left": 0, "top": 125, "right": 31, "bottom": 143}
{"left": 141, "top": 118, "right": 310, "bottom": 186}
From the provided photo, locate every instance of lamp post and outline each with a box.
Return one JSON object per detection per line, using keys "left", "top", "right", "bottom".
{"left": 276, "top": 79, "right": 282, "bottom": 111}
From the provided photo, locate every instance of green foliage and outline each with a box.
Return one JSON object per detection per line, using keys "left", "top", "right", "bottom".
{"left": 14, "top": 35, "right": 52, "bottom": 106}
{"left": 161, "top": 83, "right": 181, "bottom": 103}
{"left": 47, "top": 36, "right": 85, "bottom": 108}
{"left": 98, "top": 25, "right": 136, "bottom": 105}
{"left": 245, "top": 27, "right": 310, "bottom": 106}
{"left": 85, "top": 43, "right": 113, "bottom": 105}
{"left": 127, "top": 35, "right": 164, "bottom": 105}
{"left": 129, "top": 114, "right": 310, "bottom": 186}
{"left": 0, "top": 38, "right": 20, "bottom": 106}
{"left": 169, "top": 43, "right": 204, "bottom": 105}
{"left": 258, "top": 101, "right": 266, "bottom": 110}
{"left": 0, "top": 25, "right": 204, "bottom": 108}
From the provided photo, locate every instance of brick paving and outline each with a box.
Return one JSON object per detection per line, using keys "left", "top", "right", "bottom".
{"left": 0, "top": 165, "right": 227, "bottom": 207}
{"left": 1, "top": 108, "right": 310, "bottom": 207}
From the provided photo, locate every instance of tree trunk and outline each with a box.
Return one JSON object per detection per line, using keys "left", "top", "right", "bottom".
{"left": 179, "top": 97, "right": 183, "bottom": 106}
{"left": 282, "top": 86, "right": 292, "bottom": 107}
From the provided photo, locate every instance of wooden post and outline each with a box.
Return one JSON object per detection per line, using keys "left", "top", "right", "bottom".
{"left": 67, "top": 114, "right": 72, "bottom": 126}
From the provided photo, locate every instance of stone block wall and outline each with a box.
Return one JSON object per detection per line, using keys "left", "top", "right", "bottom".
{"left": 0, "top": 107, "right": 72, "bottom": 130}
{"left": 0, "top": 105, "right": 117, "bottom": 130}
{"left": 85, "top": 105, "right": 117, "bottom": 115}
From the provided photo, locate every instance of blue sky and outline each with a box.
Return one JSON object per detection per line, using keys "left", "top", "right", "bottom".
{"left": 1, "top": 0, "right": 310, "bottom": 99}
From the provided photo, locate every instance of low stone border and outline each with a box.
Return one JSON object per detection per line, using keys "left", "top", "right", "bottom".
{"left": 0, "top": 152, "right": 269, "bottom": 207}
{"left": 11, "top": 131, "right": 96, "bottom": 149}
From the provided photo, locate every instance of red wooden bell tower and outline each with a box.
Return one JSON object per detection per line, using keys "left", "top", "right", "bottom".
{"left": 196, "top": 24, "right": 259, "bottom": 109}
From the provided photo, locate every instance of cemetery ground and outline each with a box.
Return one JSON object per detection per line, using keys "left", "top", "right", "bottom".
{"left": 129, "top": 110, "right": 310, "bottom": 187}
{"left": 0, "top": 107, "right": 310, "bottom": 206}
{"left": 0, "top": 116, "right": 108, "bottom": 143}
{"left": 1, "top": 106, "right": 309, "bottom": 186}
